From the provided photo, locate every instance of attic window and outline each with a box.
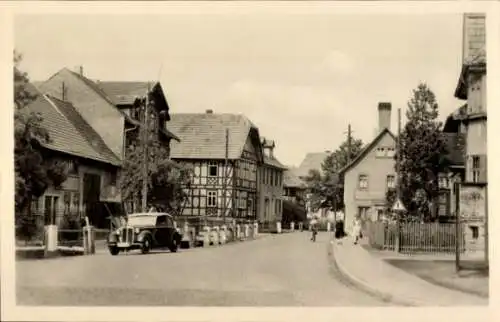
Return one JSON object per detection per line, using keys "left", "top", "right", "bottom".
{"left": 376, "top": 148, "right": 385, "bottom": 157}
{"left": 208, "top": 161, "right": 218, "bottom": 177}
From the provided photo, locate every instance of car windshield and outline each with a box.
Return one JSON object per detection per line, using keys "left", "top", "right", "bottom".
{"left": 126, "top": 215, "right": 157, "bottom": 227}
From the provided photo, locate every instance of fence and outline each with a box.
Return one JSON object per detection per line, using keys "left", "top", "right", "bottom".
{"left": 16, "top": 210, "right": 110, "bottom": 248}
{"left": 366, "top": 221, "right": 466, "bottom": 254}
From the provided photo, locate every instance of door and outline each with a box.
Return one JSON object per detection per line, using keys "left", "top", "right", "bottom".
{"left": 264, "top": 198, "right": 269, "bottom": 222}
{"left": 83, "top": 173, "right": 101, "bottom": 225}
{"left": 155, "top": 215, "right": 171, "bottom": 246}
{"left": 44, "top": 195, "right": 59, "bottom": 225}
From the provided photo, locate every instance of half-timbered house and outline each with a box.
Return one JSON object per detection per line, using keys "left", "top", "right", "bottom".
{"left": 168, "top": 110, "right": 264, "bottom": 225}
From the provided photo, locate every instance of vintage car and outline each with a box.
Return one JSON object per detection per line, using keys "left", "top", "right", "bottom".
{"left": 107, "top": 212, "right": 182, "bottom": 255}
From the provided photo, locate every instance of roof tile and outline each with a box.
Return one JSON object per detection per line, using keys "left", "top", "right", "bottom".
{"left": 23, "top": 94, "right": 121, "bottom": 166}
{"left": 168, "top": 113, "right": 258, "bottom": 160}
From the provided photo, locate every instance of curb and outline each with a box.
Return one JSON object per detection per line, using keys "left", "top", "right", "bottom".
{"left": 16, "top": 248, "right": 85, "bottom": 260}
{"left": 329, "top": 240, "right": 421, "bottom": 306}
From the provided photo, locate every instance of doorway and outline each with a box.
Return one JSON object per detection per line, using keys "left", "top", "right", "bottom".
{"left": 44, "top": 195, "right": 59, "bottom": 225}
{"left": 83, "top": 173, "right": 101, "bottom": 226}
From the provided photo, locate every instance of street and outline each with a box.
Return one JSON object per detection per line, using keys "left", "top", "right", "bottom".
{"left": 17, "top": 232, "right": 389, "bottom": 306}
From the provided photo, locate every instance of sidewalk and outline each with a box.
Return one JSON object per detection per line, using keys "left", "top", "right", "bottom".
{"left": 331, "top": 238, "right": 488, "bottom": 306}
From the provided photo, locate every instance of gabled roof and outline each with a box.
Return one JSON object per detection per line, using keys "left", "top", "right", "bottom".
{"left": 264, "top": 155, "right": 287, "bottom": 170}
{"left": 283, "top": 167, "right": 307, "bottom": 189}
{"left": 38, "top": 68, "right": 179, "bottom": 141}
{"left": 96, "top": 81, "right": 172, "bottom": 121}
{"left": 295, "top": 152, "right": 329, "bottom": 178}
{"left": 23, "top": 94, "right": 121, "bottom": 166}
{"left": 96, "top": 81, "right": 153, "bottom": 106}
{"left": 39, "top": 68, "right": 140, "bottom": 126}
{"left": 168, "top": 113, "right": 263, "bottom": 161}
{"left": 338, "top": 128, "right": 396, "bottom": 175}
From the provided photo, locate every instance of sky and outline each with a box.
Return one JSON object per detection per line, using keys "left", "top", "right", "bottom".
{"left": 14, "top": 13, "right": 465, "bottom": 167}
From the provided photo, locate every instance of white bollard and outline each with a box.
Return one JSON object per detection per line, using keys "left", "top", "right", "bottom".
{"left": 220, "top": 225, "right": 227, "bottom": 244}
{"left": 202, "top": 226, "right": 211, "bottom": 247}
{"left": 236, "top": 225, "right": 242, "bottom": 240}
{"left": 276, "top": 222, "right": 282, "bottom": 234}
{"left": 210, "top": 226, "right": 220, "bottom": 245}
{"left": 44, "top": 225, "right": 58, "bottom": 253}
{"left": 244, "top": 224, "right": 250, "bottom": 239}
{"left": 327, "top": 222, "right": 331, "bottom": 232}
{"left": 181, "top": 223, "right": 191, "bottom": 248}
{"left": 291, "top": 222, "right": 295, "bottom": 232}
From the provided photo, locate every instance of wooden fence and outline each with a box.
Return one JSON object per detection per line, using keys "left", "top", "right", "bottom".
{"left": 365, "top": 221, "right": 466, "bottom": 254}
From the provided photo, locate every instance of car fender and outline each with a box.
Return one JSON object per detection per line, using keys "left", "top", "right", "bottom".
{"left": 137, "top": 230, "right": 152, "bottom": 243}
{"left": 107, "top": 231, "right": 118, "bottom": 243}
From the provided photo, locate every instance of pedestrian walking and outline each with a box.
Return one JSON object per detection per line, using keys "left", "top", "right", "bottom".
{"left": 352, "top": 217, "right": 362, "bottom": 245}
{"left": 310, "top": 219, "right": 318, "bottom": 242}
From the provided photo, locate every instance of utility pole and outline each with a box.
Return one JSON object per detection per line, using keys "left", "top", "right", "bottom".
{"left": 222, "top": 129, "right": 229, "bottom": 224}
{"left": 347, "top": 124, "right": 352, "bottom": 162}
{"left": 342, "top": 124, "right": 352, "bottom": 225}
{"left": 141, "top": 84, "right": 150, "bottom": 212}
{"left": 395, "top": 108, "right": 402, "bottom": 252}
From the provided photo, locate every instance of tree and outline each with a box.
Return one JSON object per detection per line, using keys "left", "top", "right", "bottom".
{"left": 14, "top": 51, "right": 68, "bottom": 239}
{"left": 120, "top": 131, "right": 193, "bottom": 216}
{"left": 305, "top": 136, "right": 364, "bottom": 213}
{"left": 395, "top": 83, "right": 449, "bottom": 222}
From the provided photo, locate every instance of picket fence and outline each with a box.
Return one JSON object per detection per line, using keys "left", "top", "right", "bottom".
{"left": 365, "top": 221, "right": 466, "bottom": 254}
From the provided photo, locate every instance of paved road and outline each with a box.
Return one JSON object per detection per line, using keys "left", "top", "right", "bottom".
{"left": 17, "top": 232, "right": 390, "bottom": 306}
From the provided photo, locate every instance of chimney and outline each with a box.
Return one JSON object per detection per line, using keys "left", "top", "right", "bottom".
{"left": 378, "top": 102, "right": 392, "bottom": 132}
{"left": 206, "top": 109, "right": 213, "bottom": 114}
{"left": 79, "top": 66, "right": 83, "bottom": 76}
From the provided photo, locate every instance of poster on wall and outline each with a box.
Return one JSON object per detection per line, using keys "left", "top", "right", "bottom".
{"left": 459, "top": 183, "right": 487, "bottom": 222}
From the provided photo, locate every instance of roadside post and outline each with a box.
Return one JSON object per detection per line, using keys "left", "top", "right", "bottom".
{"left": 392, "top": 198, "right": 405, "bottom": 253}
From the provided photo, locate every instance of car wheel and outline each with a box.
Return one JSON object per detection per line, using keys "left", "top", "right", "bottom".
{"left": 109, "top": 246, "right": 120, "bottom": 256}
{"left": 141, "top": 237, "right": 151, "bottom": 254}
{"left": 169, "top": 238, "right": 178, "bottom": 253}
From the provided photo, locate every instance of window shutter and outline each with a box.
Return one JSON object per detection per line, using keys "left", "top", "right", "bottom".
{"left": 479, "top": 154, "right": 487, "bottom": 183}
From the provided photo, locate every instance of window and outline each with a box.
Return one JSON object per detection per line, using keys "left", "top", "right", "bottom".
{"left": 358, "top": 175, "right": 368, "bottom": 189}
{"left": 387, "top": 148, "right": 396, "bottom": 158}
{"left": 438, "top": 175, "right": 449, "bottom": 189}
{"left": 63, "top": 191, "right": 71, "bottom": 215}
{"left": 66, "top": 160, "right": 78, "bottom": 175}
{"left": 31, "top": 198, "right": 39, "bottom": 214}
{"left": 109, "top": 171, "right": 117, "bottom": 186}
{"left": 437, "top": 191, "right": 450, "bottom": 217}
{"left": 207, "top": 190, "right": 217, "bottom": 207}
{"left": 376, "top": 148, "right": 385, "bottom": 157}
{"left": 208, "top": 161, "right": 218, "bottom": 177}
{"left": 386, "top": 175, "right": 395, "bottom": 189}
{"left": 470, "top": 226, "right": 479, "bottom": 240}
{"left": 472, "top": 155, "right": 480, "bottom": 182}
{"left": 357, "top": 207, "right": 369, "bottom": 220}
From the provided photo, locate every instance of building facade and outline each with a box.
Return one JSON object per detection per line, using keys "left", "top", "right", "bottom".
{"left": 36, "top": 67, "right": 179, "bottom": 213}
{"left": 340, "top": 102, "right": 397, "bottom": 233}
{"left": 23, "top": 93, "right": 122, "bottom": 230}
{"left": 283, "top": 168, "right": 307, "bottom": 205}
{"left": 168, "top": 111, "right": 264, "bottom": 224}
{"left": 453, "top": 13, "right": 487, "bottom": 253}
{"left": 258, "top": 138, "right": 286, "bottom": 225}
